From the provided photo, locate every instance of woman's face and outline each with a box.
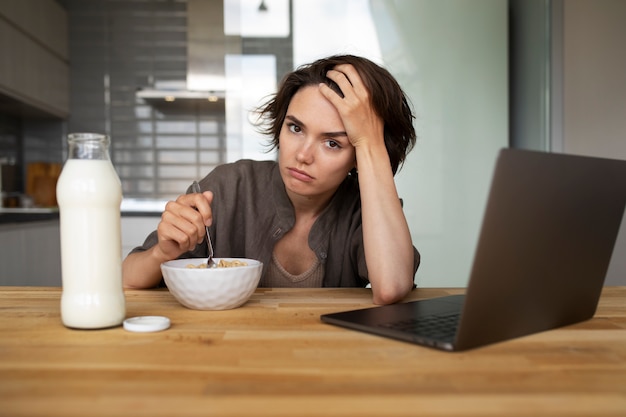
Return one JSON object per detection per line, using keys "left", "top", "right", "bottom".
{"left": 278, "top": 85, "right": 356, "bottom": 203}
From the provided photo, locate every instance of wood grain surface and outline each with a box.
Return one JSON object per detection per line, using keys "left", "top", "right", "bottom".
{"left": 0, "top": 286, "right": 625, "bottom": 417}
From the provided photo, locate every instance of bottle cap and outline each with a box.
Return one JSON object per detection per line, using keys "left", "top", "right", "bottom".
{"left": 123, "top": 316, "right": 170, "bottom": 333}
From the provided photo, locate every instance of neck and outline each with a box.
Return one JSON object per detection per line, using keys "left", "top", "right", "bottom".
{"left": 286, "top": 189, "right": 333, "bottom": 220}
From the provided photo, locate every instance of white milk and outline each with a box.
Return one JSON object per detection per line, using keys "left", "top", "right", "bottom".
{"left": 56, "top": 158, "right": 126, "bottom": 329}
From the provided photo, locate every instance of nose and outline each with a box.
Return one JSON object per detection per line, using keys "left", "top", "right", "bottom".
{"left": 295, "top": 139, "right": 315, "bottom": 165}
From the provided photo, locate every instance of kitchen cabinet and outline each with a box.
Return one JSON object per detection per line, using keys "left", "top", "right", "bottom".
{"left": 0, "top": 215, "right": 159, "bottom": 286}
{"left": 121, "top": 216, "right": 160, "bottom": 259}
{"left": 0, "top": 0, "right": 69, "bottom": 118}
{"left": 0, "top": 220, "right": 62, "bottom": 286}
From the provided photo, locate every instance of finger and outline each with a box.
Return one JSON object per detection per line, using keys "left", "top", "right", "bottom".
{"left": 176, "top": 192, "right": 213, "bottom": 226}
{"left": 196, "top": 191, "right": 214, "bottom": 226}
{"left": 327, "top": 65, "right": 367, "bottom": 96}
{"left": 157, "top": 215, "right": 199, "bottom": 253}
{"left": 325, "top": 69, "right": 354, "bottom": 97}
{"left": 166, "top": 204, "right": 204, "bottom": 241}
{"left": 318, "top": 82, "right": 344, "bottom": 108}
{"left": 163, "top": 199, "right": 205, "bottom": 247}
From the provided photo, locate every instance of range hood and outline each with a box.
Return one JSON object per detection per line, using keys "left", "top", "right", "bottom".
{"left": 136, "top": 0, "right": 226, "bottom": 104}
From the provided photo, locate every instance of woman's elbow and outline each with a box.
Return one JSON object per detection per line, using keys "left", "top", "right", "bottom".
{"left": 371, "top": 280, "right": 413, "bottom": 305}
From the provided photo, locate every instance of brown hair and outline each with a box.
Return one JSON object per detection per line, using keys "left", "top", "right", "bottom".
{"left": 255, "top": 55, "right": 416, "bottom": 174}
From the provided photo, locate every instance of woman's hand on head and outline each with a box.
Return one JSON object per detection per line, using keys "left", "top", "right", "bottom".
{"left": 154, "top": 191, "right": 213, "bottom": 261}
{"left": 318, "top": 63, "right": 385, "bottom": 150}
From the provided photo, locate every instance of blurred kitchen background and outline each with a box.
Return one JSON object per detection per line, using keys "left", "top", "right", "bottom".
{"left": 1, "top": 0, "right": 625, "bottom": 287}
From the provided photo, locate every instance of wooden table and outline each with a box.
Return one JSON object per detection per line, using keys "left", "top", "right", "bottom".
{"left": 1, "top": 286, "right": 625, "bottom": 417}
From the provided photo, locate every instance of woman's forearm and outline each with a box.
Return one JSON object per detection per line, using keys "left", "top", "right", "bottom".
{"left": 122, "top": 247, "right": 168, "bottom": 289}
{"left": 356, "top": 142, "right": 415, "bottom": 305}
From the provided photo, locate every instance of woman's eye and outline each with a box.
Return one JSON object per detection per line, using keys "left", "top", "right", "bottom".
{"left": 287, "top": 123, "right": 301, "bottom": 133}
{"left": 325, "top": 140, "right": 341, "bottom": 149}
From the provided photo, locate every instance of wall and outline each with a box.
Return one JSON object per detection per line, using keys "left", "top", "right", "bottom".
{"left": 561, "top": 0, "right": 626, "bottom": 285}
{"left": 508, "top": 0, "right": 552, "bottom": 151}
{"left": 64, "top": 0, "right": 209, "bottom": 199}
{"left": 0, "top": 115, "right": 66, "bottom": 206}
{"left": 63, "top": 0, "right": 291, "bottom": 200}
{"left": 562, "top": 0, "right": 626, "bottom": 160}
{"left": 508, "top": 0, "right": 625, "bottom": 285}
{"left": 371, "top": 1, "right": 508, "bottom": 287}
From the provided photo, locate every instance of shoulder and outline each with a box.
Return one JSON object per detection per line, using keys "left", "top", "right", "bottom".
{"left": 206, "top": 159, "right": 276, "bottom": 183}
{"left": 201, "top": 160, "right": 278, "bottom": 202}
{"left": 211, "top": 159, "right": 276, "bottom": 178}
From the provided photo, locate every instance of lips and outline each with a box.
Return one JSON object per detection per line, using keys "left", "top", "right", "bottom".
{"left": 287, "top": 167, "right": 314, "bottom": 182}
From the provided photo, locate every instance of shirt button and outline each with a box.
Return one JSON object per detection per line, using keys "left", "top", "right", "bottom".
{"left": 319, "top": 252, "right": 327, "bottom": 259}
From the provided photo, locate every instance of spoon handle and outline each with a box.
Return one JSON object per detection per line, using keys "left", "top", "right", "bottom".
{"left": 191, "top": 181, "right": 215, "bottom": 267}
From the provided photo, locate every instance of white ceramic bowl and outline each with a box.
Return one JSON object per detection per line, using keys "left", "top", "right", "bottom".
{"left": 161, "top": 258, "right": 262, "bottom": 310}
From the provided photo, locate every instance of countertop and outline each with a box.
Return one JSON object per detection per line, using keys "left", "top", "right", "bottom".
{"left": 0, "top": 198, "right": 167, "bottom": 224}
{"left": 1, "top": 286, "right": 625, "bottom": 417}
{"left": 0, "top": 207, "right": 59, "bottom": 223}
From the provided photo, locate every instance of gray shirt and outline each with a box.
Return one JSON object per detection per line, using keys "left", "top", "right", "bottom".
{"left": 131, "top": 159, "right": 420, "bottom": 287}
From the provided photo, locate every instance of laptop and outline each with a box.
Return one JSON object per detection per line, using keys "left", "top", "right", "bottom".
{"left": 321, "top": 148, "right": 626, "bottom": 351}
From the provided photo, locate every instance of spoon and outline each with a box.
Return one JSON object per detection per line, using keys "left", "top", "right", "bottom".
{"left": 192, "top": 181, "right": 216, "bottom": 268}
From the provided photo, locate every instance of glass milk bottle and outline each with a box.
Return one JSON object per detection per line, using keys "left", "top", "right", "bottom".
{"left": 56, "top": 133, "right": 126, "bottom": 329}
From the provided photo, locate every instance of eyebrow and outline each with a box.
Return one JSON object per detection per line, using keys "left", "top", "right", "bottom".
{"left": 285, "top": 115, "right": 348, "bottom": 139}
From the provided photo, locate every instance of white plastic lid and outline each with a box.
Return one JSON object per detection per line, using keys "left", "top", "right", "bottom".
{"left": 123, "top": 316, "right": 170, "bottom": 333}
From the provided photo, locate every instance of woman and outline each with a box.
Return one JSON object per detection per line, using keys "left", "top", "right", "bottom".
{"left": 123, "top": 54, "right": 420, "bottom": 305}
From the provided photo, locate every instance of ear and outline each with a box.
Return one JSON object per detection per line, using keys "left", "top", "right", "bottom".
{"left": 349, "top": 160, "right": 358, "bottom": 177}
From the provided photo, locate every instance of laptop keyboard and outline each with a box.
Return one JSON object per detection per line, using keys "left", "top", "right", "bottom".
{"left": 378, "top": 312, "right": 460, "bottom": 340}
